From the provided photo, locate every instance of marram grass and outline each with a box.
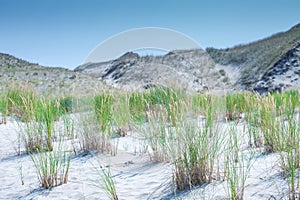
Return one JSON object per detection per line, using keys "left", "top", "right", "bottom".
{"left": 2, "top": 83, "right": 300, "bottom": 199}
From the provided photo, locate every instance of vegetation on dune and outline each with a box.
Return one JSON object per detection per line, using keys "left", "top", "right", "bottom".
{"left": 30, "top": 144, "right": 71, "bottom": 189}
{"left": 207, "top": 23, "right": 300, "bottom": 88}
{"left": 1, "top": 83, "right": 300, "bottom": 199}
{"left": 142, "top": 88, "right": 300, "bottom": 198}
{"left": 129, "top": 92, "right": 147, "bottom": 123}
{"left": 94, "top": 92, "right": 113, "bottom": 132}
{"left": 2, "top": 24, "right": 300, "bottom": 96}
{"left": 0, "top": 85, "right": 73, "bottom": 188}
{"left": 91, "top": 162, "right": 119, "bottom": 200}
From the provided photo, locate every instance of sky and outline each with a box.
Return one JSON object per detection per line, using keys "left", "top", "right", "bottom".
{"left": 0, "top": 0, "right": 300, "bottom": 69}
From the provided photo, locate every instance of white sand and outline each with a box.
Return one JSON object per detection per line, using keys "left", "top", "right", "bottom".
{"left": 0, "top": 115, "right": 294, "bottom": 199}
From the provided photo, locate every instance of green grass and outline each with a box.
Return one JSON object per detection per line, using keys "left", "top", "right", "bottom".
{"left": 2, "top": 84, "right": 75, "bottom": 153}
{"left": 129, "top": 92, "right": 147, "bottom": 123}
{"left": 2, "top": 83, "right": 300, "bottom": 198}
{"left": 6, "top": 84, "right": 36, "bottom": 122}
{"left": 142, "top": 88, "right": 300, "bottom": 198}
{"left": 144, "top": 93, "right": 223, "bottom": 190}
{"left": 92, "top": 163, "right": 118, "bottom": 200}
{"left": 30, "top": 143, "right": 71, "bottom": 189}
{"left": 173, "top": 121, "right": 220, "bottom": 190}
{"left": 1, "top": 85, "right": 73, "bottom": 189}
{"left": 225, "top": 124, "right": 255, "bottom": 200}
{"left": 111, "top": 93, "right": 131, "bottom": 136}
{"left": 17, "top": 97, "right": 66, "bottom": 153}
{"left": 225, "top": 93, "right": 246, "bottom": 121}
{"left": 273, "top": 97, "right": 300, "bottom": 200}
{"left": 146, "top": 86, "right": 185, "bottom": 125}
{"left": 0, "top": 91, "right": 8, "bottom": 124}
{"left": 94, "top": 92, "right": 113, "bottom": 132}
{"left": 243, "top": 90, "right": 300, "bottom": 199}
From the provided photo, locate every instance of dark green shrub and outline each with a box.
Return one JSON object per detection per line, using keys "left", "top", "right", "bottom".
{"left": 59, "top": 97, "right": 73, "bottom": 114}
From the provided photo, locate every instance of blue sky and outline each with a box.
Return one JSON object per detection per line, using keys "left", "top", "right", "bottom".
{"left": 0, "top": 0, "right": 299, "bottom": 69}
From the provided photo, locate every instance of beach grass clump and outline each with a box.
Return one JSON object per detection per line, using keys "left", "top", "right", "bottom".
{"left": 6, "top": 84, "right": 36, "bottom": 122}
{"left": 76, "top": 92, "right": 128, "bottom": 154}
{"left": 225, "top": 124, "right": 255, "bottom": 200}
{"left": 258, "top": 91, "right": 299, "bottom": 153}
{"left": 274, "top": 100, "right": 300, "bottom": 200}
{"left": 76, "top": 94, "right": 114, "bottom": 154}
{"left": 278, "top": 119, "right": 300, "bottom": 200}
{"left": 18, "top": 94, "right": 73, "bottom": 189}
{"left": 129, "top": 92, "right": 147, "bottom": 123}
{"left": 111, "top": 93, "right": 131, "bottom": 136}
{"left": 143, "top": 86, "right": 186, "bottom": 161}
{"left": 30, "top": 143, "right": 71, "bottom": 189}
{"left": 19, "top": 98, "right": 57, "bottom": 153}
{"left": 191, "top": 93, "right": 212, "bottom": 115}
{"left": 173, "top": 124, "right": 209, "bottom": 190}
{"left": 257, "top": 96, "right": 279, "bottom": 153}
{"left": 8, "top": 88, "right": 70, "bottom": 154}
{"left": 144, "top": 116, "right": 171, "bottom": 161}
{"left": 94, "top": 92, "right": 113, "bottom": 132}
{"left": 173, "top": 95, "right": 225, "bottom": 190}
{"left": 272, "top": 90, "right": 299, "bottom": 116}
{"left": 144, "top": 91, "right": 222, "bottom": 189}
{"left": 241, "top": 93, "right": 262, "bottom": 147}
{"left": 92, "top": 164, "right": 118, "bottom": 200}
{"left": 77, "top": 111, "right": 112, "bottom": 153}
{"left": 146, "top": 86, "right": 184, "bottom": 125}
{"left": 172, "top": 119, "right": 223, "bottom": 190}
{"left": 248, "top": 91, "right": 300, "bottom": 199}
{"left": 0, "top": 91, "right": 8, "bottom": 124}
{"left": 172, "top": 98, "right": 222, "bottom": 190}
{"left": 33, "top": 98, "right": 61, "bottom": 151}
{"left": 225, "top": 93, "right": 247, "bottom": 121}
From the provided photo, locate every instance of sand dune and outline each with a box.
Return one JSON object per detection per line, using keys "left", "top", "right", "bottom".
{"left": 0, "top": 114, "right": 295, "bottom": 199}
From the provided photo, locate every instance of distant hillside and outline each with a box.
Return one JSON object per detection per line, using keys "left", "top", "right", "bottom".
{"left": 75, "top": 49, "right": 229, "bottom": 92}
{"left": 76, "top": 23, "right": 300, "bottom": 94}
{"left": 0, "top": 53, "right": 105, "bottom": 96}
{"left": 1, "top": 23, "right": 300, "bottom": 95}
{"left": 253, "top": 43, "right": 300, "bottom": 94}
{"left": 207, "top": 23, "right": 300, "bottom": 93}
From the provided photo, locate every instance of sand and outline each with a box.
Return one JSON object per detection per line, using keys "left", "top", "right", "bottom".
{"left": 0, "top": 114, "right": 295, "bottom": 199}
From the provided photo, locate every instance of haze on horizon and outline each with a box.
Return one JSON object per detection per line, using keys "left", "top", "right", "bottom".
{"left": 0, "top": 0, "right": 299, "bottom": 69}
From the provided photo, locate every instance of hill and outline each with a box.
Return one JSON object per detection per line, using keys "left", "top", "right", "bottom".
{"left": 207, "top": 23, "right": 300, "bottom": 93}
{"left": 1, "top": 23, "right": 300, "bottom": 95}
{"left": 0, "top": 53, "right": 105, "bottom": 97}
{"left": 75, "top": 49, "right": 229, "bottom": 92}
